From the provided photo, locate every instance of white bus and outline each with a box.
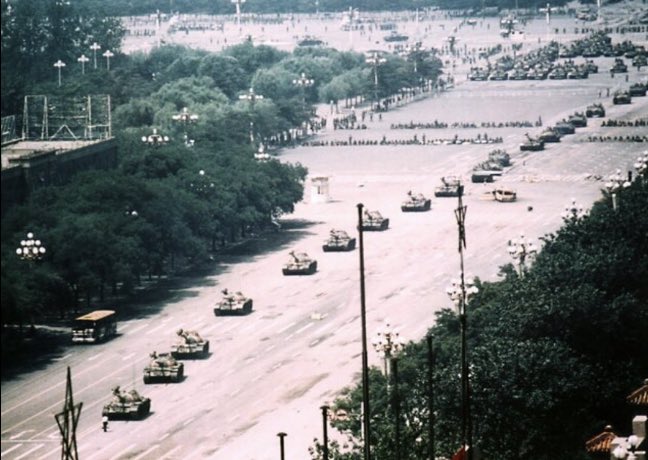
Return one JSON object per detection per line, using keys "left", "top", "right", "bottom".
{"left": 72, "top": 310, "right": 117, "bottom": 343}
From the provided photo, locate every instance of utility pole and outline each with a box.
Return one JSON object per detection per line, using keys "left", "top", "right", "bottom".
{"left": 55, "top": 367, "right": 82, "bottom": 460}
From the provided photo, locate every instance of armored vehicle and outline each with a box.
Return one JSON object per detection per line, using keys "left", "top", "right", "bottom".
{"left": 508, "top": 68, "right": 527, "bottom": 80}
{"left": 613, "top": 91, "right": 632, "bottom": 105}
{"left": 143, "top": 352, "right": 184, "bottom": 383}
{"left": 520, "top": 134, "right": 545, "bottom": 151}
{"left": 102, "top": 386, "right": 151, "bottom": 420}
{"left": 282, "top": 251, "right": 317, "bottom": 275}
{"left": 468, "top": 68, "right": 488, "bottom": 81}
{"left": 488, "top": 149, "right": 511, "bottom": 167}
{"left": 611, "top": 58, "right": 628, "bottom": 73}
{"left": 322, "top": 229, "right": 356, "bottom": 251}
{"left": 629, "top": 83, "right": 647, "bottom": 97}
{"left": 171, "top": 328, "right": 210, "bottom": 357}
{"left": 584, "top": 60, "right": 599, "bottom": 73}
{"left": 548, "top": 68, "right": 567, "bottom": 79}
{"left": 214, "top": 289, "right": 253, "bottom": 316}
{"left": 361, "top": 210, "right": 390, "bottom": 231}
{"left": 586, "top": 103, "right": 606, "bottom": 118}
{"left": 401, "top": 191, "right": 431, "bottom": 212}
{"left": 539, "top": 128, "right": 561, "bottom": 143}
{"left": 554, "top": 121, "right": 576, "bottom": 135}
{"left": 567, "top": 113, "right": 588, "bottom": 128}
{"left": 434, "top": 176, "right": 463, "bottom": 197}
{"left": 471, "top": 171, "right": 495, "bottom": 183}
{"left": 489, "top": 69, "right": 508, "bottom": 81}
{"left": 384, "top": 31, "right": 408, "bottom": 42}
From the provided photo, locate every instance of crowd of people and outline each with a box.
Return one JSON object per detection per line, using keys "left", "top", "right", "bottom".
{"left": 301, "top": 134, "right": 503, "bottom": 147}
{"left": 390, "top": 119, "right": 540, "bottom": 129}
{"left": 601, "top": 118, "right": 648, "bottom": 127}
{"left": 583, "top": 135, "right": 648, "bottom": 142}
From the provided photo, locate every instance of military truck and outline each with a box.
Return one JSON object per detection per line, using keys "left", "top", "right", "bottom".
{"left": 586, "top": 103, "right": 606, "bottom": 118}
{"left": 214, "top": 290, "right": 253, "bottom": 316}
{"left": 520, "top": 134, "right": 545, "bottom": 151}
{"left": 102, "top": 386, "right": 151, "bottom": 420}
{"left": 171, "top": 328, "right": 210, "bottom": 357}
{"left": 401, "top": 191, "right": 431, "bottom": 212}
{"left": 282, "top": 251, "right": 317, "bottom": 275}
{"left": 322, "top": 229, "right": 356, "bottom": 251}
{"left": 143, "top": 352, "right": 184, "bottom": 383}
{"left": 434, "top": 176, "right": 463, "bottom": 197}
{"left": 361, "top": 210, "right": 390, "bottom": 231}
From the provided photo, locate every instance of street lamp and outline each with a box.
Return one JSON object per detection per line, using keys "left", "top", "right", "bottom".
{"left": 561, "top": 198, "right": 588, "bottom": 221}
{"left": 172, "top": 107, "right": 199, "bottom": 146}
{"left": 90, "top": 42, "right": 101, "bottom": 69}
{"left": 77, "top": 54, "right": 89, "bottom": 75}
{"left": 232, "top": 0, "right": 246, "bottom": 31}
{"left": 277, "top": 432, "right": 287, "bottom": 460}
{"left": 239, "top": 87, "right": 264, "bottom": 106}
{"left": 604, "top": 169, "right": 631, "bottom": 211}
{"left": 141, "top": 128, "right": 169, "bottom": 147}
{"left": 613, "top": 434, "right": 640, "bottom": 459}
{"left": 254, "top": 143, "right": 271, "bottom": 161}
{"left": 102, "top": 50, "right": 114, "bottom": 71}
{"left": 320, "top": 405, "right": 330, "bottom": 460}
{"left": 54, "top": 60, "right": 66, "bottom": 87}
{"left": 365, "top": 52, "right": 387, "bottom": 110}
{"left": 371, "top": 321, "right": 405, "bottom": 376}
{"left": 293, "top": 72, "right": 315, "bottom": 106}
{"left": 634, "top": 152, "right": 647, "bottom": 178}
{"left": 507, "top": 233, "right": 538, "bottom": 277}
{"left": 16, "top": 232, "right": 47, "bottom": 261}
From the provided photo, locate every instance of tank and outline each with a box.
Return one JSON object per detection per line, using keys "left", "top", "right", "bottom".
{"left": 361, "top": 210, "right": 390, "bottom": 231}
{"left": 488, "top": 149, "right": 511, "bottom": 167}
{"left": 214, "top": 290, "right": 253, "bottom": 316}
{"left": 611, "top": 58, "right": 628, "bottom": 73}
{"left": 471, "top": 171, "right": 495, "bottom": 183}
{"left": 567, "top": 113, "right": 587, "bottom": 128}
{"left": 143, "top": 352, "right": 184, "bottom": 383}
{"left": 520, "top": 134, "right": 545, "bottom": 151}
{"left": 282, "top": 251, "right": 317, "bottom": 275}
{"left": 323, "top": 229, "right": 356, "bottom": 251}
{"left": 102, "top": 386, "right": 151, "bottom": 420}
{"left": 538, "top": 128, "right": 561, "bottom": 143}
{"left": 553, "top": 121, "right": 576, "bottom": 135}
{"left": 401, "top": 191, "right": 431, "bottom": 212}
{"left": 434, "top": 176, "right": 463, "bottom": 197}
{"left": 613, "top": 91, "right": 632, "bottom": 105}
{"left": 629, "top": 83, "right": 646, "bottom": 97}
{"left": 171, "top": 328, "right": 210, "bottom": 357}
{"left": 586, "top": 103, "right": 606, "bottom": 118}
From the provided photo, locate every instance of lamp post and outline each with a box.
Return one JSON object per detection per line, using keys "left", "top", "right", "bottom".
{"left": 604, "top": 169, "right": 631, "bottom": 211}
{"left": 366, "top": 52, "right": 386, "bottom": 111}
{"left": 612, "top": 434, "right": 640, "bottom": 459}
{"left": 102, "top": 50, "right": 114, "bottom": 71}
{"left": 561, "top": 198, "right": 588, "bottom": 221}
{"left": 54, "top": 60, "right": 66, "bottom": 87}
{"left": 320, "top": 405, "right": 330, "bottom": 460}
{"left": 357, "top": 203, "right": 372, "bottom": 460}
{"left": 141, "top": 128, "right": 169, "bottom": 147}
{"left": 239, "top": 88, "right": 263, "bottom": 145}
{"left": 172, "top": 107, "right": 199, "bottom": 146}
{"left": 427, "top": 334, "right": 435, "bottom": 460}
{"left": 90, "top": 42, "right": 101, "bottom": 69}
{"left": 293, "top": 72, "right": 315, "bottom": 107}
{"left": 232, "top": 0, "right": 246, "bottom": 31}
{"left": 16, "top": 232, "right": 47, "bottom": 261}
{"left": 634, "top": 152, "right": 647, "bottom": 179}
{"left": 77, "top": 54, "right": 89, "bottom": 75}
{"left": 448, "top": 183, "right": 476, "bottom": 460}
{"left": 507, "top": 233, "right": 538, "bottom": 277}
{"left": 277, "top": 432, "right": 287, "bottom": 460}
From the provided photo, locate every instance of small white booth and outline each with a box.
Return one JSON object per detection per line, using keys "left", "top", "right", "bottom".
{"left": 310, "top": 176, "right": 331, "bottom": 203}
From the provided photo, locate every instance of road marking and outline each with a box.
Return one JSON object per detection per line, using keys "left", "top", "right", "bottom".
{"left": 109, "top": 444, "right": 136, "bottom": 460}
{"left": 9, "top": 429, "right": 35, "bottom": 439}
{"left": 161, "top": 445, "right": 182, "bottom": 459}
{"left": 1, "top": 444, "right": 23, "bottom": 456}
{"left": 183, "top": 417, "right": 194, "bottom": 427}
{"left": 313, "top": 321, "right": 335, "bottom": 335}
{"left": 88, "top": 352, "right": 104, "bottom": 361}
{"left": 132, "top": 444, "right": 158, "bottom": 460}
{"left": 52, "top": 354, "right": 71, "bottom": 362}
{"left": 15, "top": 443, "right": 44, "bottom": 460}
{"left": 278, "top": 320, "right": 297, "bottom": 334}
{"left": 121, "top": 352, "right": 136, "bottom": 362}
{"left": 294, "top": 322, "right": 314, "bottom": 335}
{"left": 128, "top": 322, "right": 150, "bottom": 334}
{"left": 228, "top": 388, "right": 241, "bottom": 397}
{"left": 160, "top": 432, "right": 170, "bottom": 441}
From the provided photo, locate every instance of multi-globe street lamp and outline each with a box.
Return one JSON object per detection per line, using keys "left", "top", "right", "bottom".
{"left": 634, "top": 152, "right": 647, "bottom": 178}
{"left": 172, "top": 107, "right": 199, "bottom": 146}
{"left": 232, "top": 0, "right": 246, "bottom": 31}
{"left": 102, "top": 50, "right": 114, "bottom": 71}
{"left": 54, "top": 60, "right": 66, "bottom": 87}
{"left": 561, "top": 198, "right": 588, "bottom": 221}
{"left": 365, "top": 52, "right": 387, "bottom": 110}
{"left": 90, "top": 42, "right": 101, "bottom": 69}
{"left": 507, "top": 233, "right": 538, "bottom": 277}
{"left": 77, "top": 54, "right": 89, "bottom": 75}
{"left": 16, "top": 232, "right": 47, "bottom": 261}
{"left": 604, "top": 169, "right": 631, "bottom": 211}
{"left": 293, "top": 72, "right": 315, "bottom": 106}
{"left": 612, "top": 435, "right": 641, "bottom": 459}
{"left": 141, "top": 128, "right": 169, "bottom": 147}
{"left": 239, "top": 87, "right": 264, "bottom": 144}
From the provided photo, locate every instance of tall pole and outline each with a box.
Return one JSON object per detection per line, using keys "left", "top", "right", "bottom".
{"left": 392, "top": 357, "right": 401, "bottom": 460}
{"left": 55, "top": 367, "right": 82, "bottom": 460}
{"left": 277, "top": 432, "right": 287, "bottom": 460}
{"left": 454, "top": 184, "right": 472, "bottom": 460}
{"left": 357, "top": 203, "right": 372, "bottom": 460}
{"left": 427, "top": 334, "right": 435, "bottom": 460}
{"left": 321, "top": 405, "right": 330, "bottom": 460}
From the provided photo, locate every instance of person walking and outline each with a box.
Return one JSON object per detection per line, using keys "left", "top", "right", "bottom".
{"left": 102, "top": 415, "right": 109, "bottom": 432}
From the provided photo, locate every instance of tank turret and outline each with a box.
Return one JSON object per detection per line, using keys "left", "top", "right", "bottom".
{"left": 282, "top": 251, "right": 317, "bottom": 275}
{"left": 361, "top": 210, "right": 390, "bottom": 231}
{"left": 214, "top": 289, "right": 253, "bottom": 316}
{"left": 171, "top": 328, "right": 210, "bottom": 357}
{"left": 401, "top": 191, "right": 431, "bottom": 212}
{"left": 323, "top": 229, "right": 356, "bottom": 252}
{"left": 143, "top": 351, "right": 184, "bottom": 383}
{"left": 102, "top": 386, "right": 151, "bottom": 420}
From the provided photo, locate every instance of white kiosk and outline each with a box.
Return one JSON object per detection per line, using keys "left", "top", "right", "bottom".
{"left": 310, "top": 176, "right": 331, "bottom": 203}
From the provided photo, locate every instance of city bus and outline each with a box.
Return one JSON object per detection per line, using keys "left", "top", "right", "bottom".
{"left": 71, "top": 310, "right": 117, "bottom": 343}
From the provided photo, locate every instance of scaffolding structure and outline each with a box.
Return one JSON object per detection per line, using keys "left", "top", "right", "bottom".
{"left": 22, "top": 95, "right": 112, "bottom": 141}
{"left": 1, "top": 115, "right": 18, "bottom": 145}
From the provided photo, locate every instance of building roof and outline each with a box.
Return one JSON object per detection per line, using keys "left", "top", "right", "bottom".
{"left": 586, "top": 425, "right": 617, "bottom": 453}
{"left": 627, "top": 379, "right": 648, "bottom": 406}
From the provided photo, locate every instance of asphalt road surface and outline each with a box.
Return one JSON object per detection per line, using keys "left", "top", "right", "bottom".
{"left": 2, "top": 6, "right": 647, "bottom": 460}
